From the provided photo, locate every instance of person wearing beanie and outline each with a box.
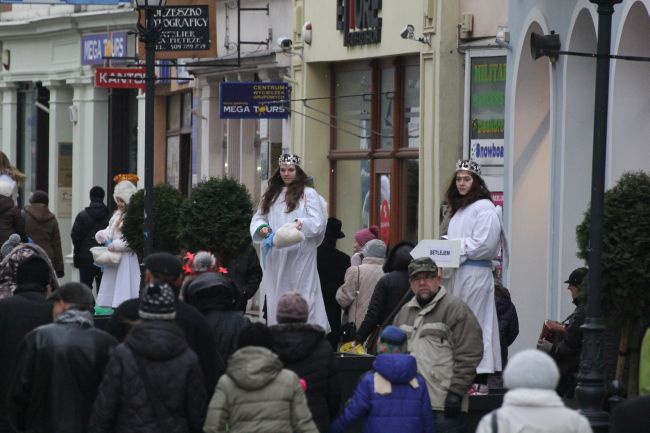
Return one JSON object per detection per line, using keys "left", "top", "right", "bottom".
{"left": 350, "top": 225, "right": 379, "bottom": 266}
{"left": 94, "top": 177, "right": 140, "bottom": 308}
{"left": 270, "top": 292, "right": 339, "bottom": 432}
{"left": 330, "top": 325, "right": 434, "bottom": 433}
{"left": 0, "top": 256, "right": 53, "bottom": 432}
{"left": 89, "top": 281, "right": 207, "bottom": 433}
{"left": 23, "top": 190, "right": 65, "bottom": 278}
{"left": 0, "top": 178, "right": 26, "bottom": 248}
{"left": 105, "top": 251, "right": 224, "bottom": 402}
{"left": 185, "top": 272, "right": 250, "bottom": 362}
{"left": 0, "top": 233, "right": 21, "bottom": 259}
{"left": 71, "top": 186, "right": 110, "bottom": 291}
{"left": 337, "top": 239, "right": 386, "bottom": 338}
{"left": 0, "top": 242, "right": 60, "bottom": 301}
{"left": 205, "top": 322, "right": 319, "bottom": 433}
{"left": 316, "top": 217, "right": 350, "bottom": 349}
{"left": 475, "top": 349, "right": 592, "bottom": 433}
{"left": 8, "top": 282, "right": 116, "bottom": 433}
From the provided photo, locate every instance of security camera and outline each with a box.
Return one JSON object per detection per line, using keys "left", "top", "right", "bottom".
{"left": 400, "top": 24, "right": 414, "bottom": 40}
{"left": 277, "top": 36, "right": 293, "bottom": 51}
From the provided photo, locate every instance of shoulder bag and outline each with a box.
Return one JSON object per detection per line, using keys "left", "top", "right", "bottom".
{"left": 365, "top": 287, "right": 413, "bottom": 355}
{"left": 340, "top": 266, "right": 361, "bottom": 343}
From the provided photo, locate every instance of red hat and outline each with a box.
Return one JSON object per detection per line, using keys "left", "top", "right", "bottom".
{"left": 354, "top": 225, "right": 379, "bottom": 247}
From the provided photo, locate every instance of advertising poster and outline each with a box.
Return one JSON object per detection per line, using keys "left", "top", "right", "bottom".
{"left": 219, "top": 82, "right": 290, "bottom": 119}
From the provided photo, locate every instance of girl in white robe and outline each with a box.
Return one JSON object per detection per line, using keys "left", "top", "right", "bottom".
{"left": 250, "top": 154, "right": 330, "bottom": 331}
{"left": 95, "top": 179, "right": 141, "bottom": 308}
{"left": 445, "top": 160, "right": 503, "bottom": 378}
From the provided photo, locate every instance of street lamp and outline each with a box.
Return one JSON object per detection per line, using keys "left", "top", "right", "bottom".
{"left": 531, "top": 1, "right": 622, "bottom": 432}
{"left": 135, "top": 0, "right": 166, "bottom": 258}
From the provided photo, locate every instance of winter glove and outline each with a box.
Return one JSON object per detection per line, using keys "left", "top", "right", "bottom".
{"left": 56, "top": 270, "right": 64, "bottom": 279}
{"left": 444, "top": 390, "right": 462, "bottom": 418}
{"left": 537, "top": 339, "right": 553, "bottom": 354}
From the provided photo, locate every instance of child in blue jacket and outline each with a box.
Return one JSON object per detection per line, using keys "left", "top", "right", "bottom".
{"left": 330, "top": 326, "right": 435, "bottom": 433}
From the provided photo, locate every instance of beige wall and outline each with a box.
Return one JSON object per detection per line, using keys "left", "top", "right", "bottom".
{"left": 460, "top": 0, "right": 508, "bottom": 38}
{"left": 293, "top": 0, "right": 464, "bottom": 244}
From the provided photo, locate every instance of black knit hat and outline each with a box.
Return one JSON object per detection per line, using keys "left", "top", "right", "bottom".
{"left": 89, "top": 186, "right": 105, "bottom": 201}
{"left": 138, "top": 282, "right": 176, "bottom": 320}
{"left": 29, "top": 190, "right": 49, "bottom": 205}
{"left": 16, "top": 256, "right": 51, "bottom": 287}
{"left": 237, "top": 322, "right": 273, "bottom": 350}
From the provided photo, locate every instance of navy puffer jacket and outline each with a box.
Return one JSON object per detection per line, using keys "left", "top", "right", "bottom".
{"left": 330, "top": 354, "right": 435, "bottom": 433}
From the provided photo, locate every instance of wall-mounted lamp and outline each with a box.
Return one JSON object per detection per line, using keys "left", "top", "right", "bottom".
{"left": 400, "top": 24, "right": 431, "bottom": 47}
{"left": 302, "top": 21, "right": 312, "bottom": 45}
{"left": 68, "top": 105, "right": 78, "bottom": 124}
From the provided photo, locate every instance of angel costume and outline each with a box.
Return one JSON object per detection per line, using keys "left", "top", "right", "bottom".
{"left": 447, "top": 198, "right": 503, "bottom": 374}
{"left": 250, "top": 186, "right": 330, "bottom": 331}
{"left": 95, "top": 181, "right": 141, "bottom": 308}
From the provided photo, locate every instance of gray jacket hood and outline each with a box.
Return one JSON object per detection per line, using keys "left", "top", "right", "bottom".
{"left": 226, "top": 346, "right": 283, "bottom": 390}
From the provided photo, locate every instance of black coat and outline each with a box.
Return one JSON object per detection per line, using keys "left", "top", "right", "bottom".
{"left": 71, "top": 201, "right": 110, "bottom": 268}
{"left": 7, "top": 317, "right": 117, "bottom": 433}
{"left": 356, "top": 241, "right": 415, "bottom": 343}
{"left": 0, "top": 195, "right": 26, "bottom": 247}
{"left": 226, "top": 244, "right": 263, "bottom": 310}
{"left": 88, "top": 321, "right": 206, "bottom": 433}
{"left": 552, "top": 300, "right": 586, "bottom": 397}
{"left": 202, "top": 308, "right": 250, "bottom": 362}
{"left": 105, "top": 298, "right": 224, "bottom": 398}
{"left": 0, "top": 286, "right": 52, "bottom": 433}
{"left": 317, "top": 239, "right": 350, "bottom": 347}
{"left": 495, "top": 285, "right": 519, "bottom": 367}
{"left": 270, "top": 323, "right": 340, "bottom": 433}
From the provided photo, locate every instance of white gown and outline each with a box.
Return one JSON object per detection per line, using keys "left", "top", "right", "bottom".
{"left": 250, "top": 186, "right": 330, "bottom": 332}
{"left": 95, "top": 210, "right": 141, "bottom": 308}
{"left": 447, "top": 198, "right": 503, "bottom": 374}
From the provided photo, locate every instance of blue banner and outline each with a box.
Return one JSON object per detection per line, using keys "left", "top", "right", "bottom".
{"left": 219, "top": 82, "right": 290, "bottom": 119}
{"left": 81, "top": 31, "right": 127, "bottom": 65}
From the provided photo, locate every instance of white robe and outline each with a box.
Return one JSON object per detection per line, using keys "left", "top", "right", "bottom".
{"left": 447, "top": 198, "right": 502, "bottom": 374}
{"left": 250, "top": 187, "right": 330, "bottom": 332}
{"left": 95, "top": 210, "right": 141, "bottom": 308}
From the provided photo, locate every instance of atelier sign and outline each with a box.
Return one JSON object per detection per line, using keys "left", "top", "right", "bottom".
{"left": 336, "top": 0, "right": 382, "bottom": 47}
{"left": 138, "top": 0, "right": 217, "bottom": 60}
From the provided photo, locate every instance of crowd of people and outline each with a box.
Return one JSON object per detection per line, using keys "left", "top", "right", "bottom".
{"left": 0, "top": 150, "right": 645, "bottom": 433}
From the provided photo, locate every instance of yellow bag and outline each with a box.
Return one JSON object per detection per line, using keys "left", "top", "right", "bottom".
{"left": 339, "top": 341, "right": 366, "bottom": 355}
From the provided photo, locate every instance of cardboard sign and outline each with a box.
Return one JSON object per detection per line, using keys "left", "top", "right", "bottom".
{"left": 410, "top": 239, "right": 462, "bottom": 268}
{"left": 95, "top": 67, "right": 146, "bottom": 90}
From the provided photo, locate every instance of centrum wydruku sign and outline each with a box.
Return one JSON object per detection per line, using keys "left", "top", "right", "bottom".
{"left": 138, "top": 0, "right": 217, "bottom": 59}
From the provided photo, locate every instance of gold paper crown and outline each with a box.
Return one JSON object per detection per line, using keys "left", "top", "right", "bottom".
{"left": 113, "top": 173, "right": 139, "bottom": 184}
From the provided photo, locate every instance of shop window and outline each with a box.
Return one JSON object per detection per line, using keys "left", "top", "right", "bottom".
{"left": 330, "top": 57, "right": 420, "bottom": 248}
{"left": 166, "top": 91, "right": 192, "bottom": 195}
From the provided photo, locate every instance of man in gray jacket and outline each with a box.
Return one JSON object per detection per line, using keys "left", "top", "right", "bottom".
{"left": 393, "top": 257, "right": 483, "bottom": 433}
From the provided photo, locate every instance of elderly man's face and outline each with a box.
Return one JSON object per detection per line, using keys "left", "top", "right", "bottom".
{"left": 410, "top": 272, "right": 441, "bottom": 301}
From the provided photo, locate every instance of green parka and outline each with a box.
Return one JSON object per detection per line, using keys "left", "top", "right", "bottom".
{"left": 204, "top": 346, "right": 318, "bottom": 433}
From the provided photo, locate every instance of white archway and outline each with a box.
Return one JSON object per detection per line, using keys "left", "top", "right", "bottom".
{"left": 610, "top": 1, "right": 650, "bottom": 183}
{"left": 558, "top": 8, "right": 596, "bottom": 318}
{"left": 510, "top": 21, "right": 552, "bottom": 353}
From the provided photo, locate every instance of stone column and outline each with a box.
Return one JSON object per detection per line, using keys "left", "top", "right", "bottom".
{"left": 0, "top": 83, "right": 18, "bottom": 162}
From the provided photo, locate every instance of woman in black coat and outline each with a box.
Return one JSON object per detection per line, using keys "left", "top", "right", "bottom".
{"left": 354, "top": 241, "right": 415, "bottom": 346}
{"left": 269, "top": 292, "right": 339, "bottom": 433}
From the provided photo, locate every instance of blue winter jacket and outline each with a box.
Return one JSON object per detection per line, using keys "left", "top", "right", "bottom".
{"left": 330, "top": 353, "right": 435, "bottom": 433}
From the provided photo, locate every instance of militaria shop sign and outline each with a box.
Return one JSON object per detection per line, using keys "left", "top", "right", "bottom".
{"left": 219, "top": 83, "right": 290, "bottom": 119}
{"left": 138, "top": 0, "right": 217, "bottom": 59}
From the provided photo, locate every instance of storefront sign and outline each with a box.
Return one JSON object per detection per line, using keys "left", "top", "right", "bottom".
{"left": 219, "top": 82, "right": 290, "bottom": 119}
{"left": 81, "top": 32, "right": 127, "bottom": 65}
{"left": 139, "top": 0, "right": 217, "bottom": 59}
{"left": 95, "top": 67, "right": 146, "bottom": 90}
{"left": 469, "top": 56, "right": 506, "bottom": 166}
{"left": 1, "top": 0, "right": 129, "bottom": 4}
{"left": 379, "top": 199, "right": 390, "bottom": 244}
{"left": 411, "top": 240, "right": 462, "bottom": 268}
{"left": 335, "top": 0, "right": 382, "bottom": 47}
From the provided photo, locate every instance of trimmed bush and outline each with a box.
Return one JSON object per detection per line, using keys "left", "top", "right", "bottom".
{"left": 122, "top": 183, "right": 186, "bottom": 259}
{"left": 179, "top": 176, "right": 253, "bottom": 264}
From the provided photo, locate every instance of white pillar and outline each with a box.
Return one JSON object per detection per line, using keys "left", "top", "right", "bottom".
{"left": 137, "top": 91, "right": 145, "bottom": 189}
{"left": 199, "top": 78, "right": 224, "bottom": 179}
{"left": 0, "top": 83, "right": 18, "bottom": 162}
{"left": 69, "top": 80, "right": 109, "bottom": 220}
